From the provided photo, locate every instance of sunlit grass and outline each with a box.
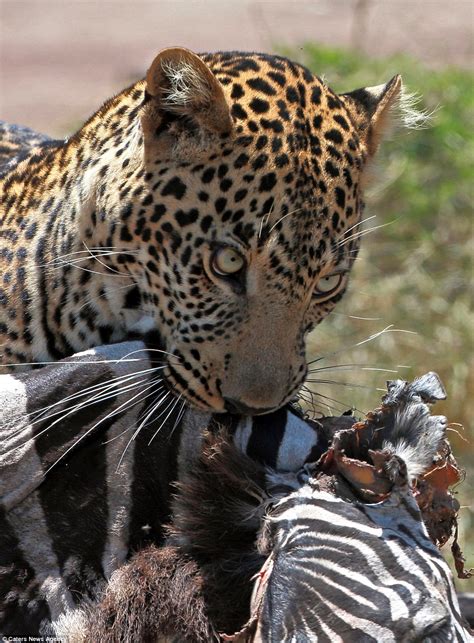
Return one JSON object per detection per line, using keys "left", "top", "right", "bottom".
{"left": 283, "top": 44, "right": 473, "bottom": 588}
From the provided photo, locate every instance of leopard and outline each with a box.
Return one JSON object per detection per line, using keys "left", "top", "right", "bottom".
{"left": 0, "top": 47, "right": 409, "bottom": 415}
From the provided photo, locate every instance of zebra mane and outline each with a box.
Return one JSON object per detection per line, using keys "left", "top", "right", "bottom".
{"left": 382, "top": 372, "right": 448, "bottom": 480}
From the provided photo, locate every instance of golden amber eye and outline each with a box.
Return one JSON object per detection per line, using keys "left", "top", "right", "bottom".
{"left": 211, "top": 246, "right": 245, "bottom": 276}
{"left": 313, "top": 274, "right": 344, "bottom": 298}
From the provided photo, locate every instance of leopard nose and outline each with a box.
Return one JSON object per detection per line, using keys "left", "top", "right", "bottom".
{"left": 223, "top": 397, "right": 274, "bottom": 416}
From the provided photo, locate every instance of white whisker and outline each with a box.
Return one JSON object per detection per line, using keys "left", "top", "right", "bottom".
{"left": 147, "top": 393, "right": 183, "bottom": 446}
{"left": 29, "top": 366, "right": 164, "bottom": 422}
{"left": 268, "top": 206, "right": 303, "bottom": 235}
{"left": 45, "top": 375, "right": 166, "bottom": 475}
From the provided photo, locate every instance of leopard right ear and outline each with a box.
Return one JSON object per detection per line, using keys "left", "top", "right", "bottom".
{"left": 143, "top": 47, "right": 233, "bottom": 138}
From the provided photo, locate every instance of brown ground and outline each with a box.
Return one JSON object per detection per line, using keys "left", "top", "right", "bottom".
{"left": 0, "top": 0, "right": 472, "bottom": 137}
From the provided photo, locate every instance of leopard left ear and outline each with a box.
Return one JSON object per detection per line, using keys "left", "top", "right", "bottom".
{"left": 145, "top": 47, "right": 233, "bottom": 136}
{"left": 341, "top": 75, "right": 404, "bottom": 157}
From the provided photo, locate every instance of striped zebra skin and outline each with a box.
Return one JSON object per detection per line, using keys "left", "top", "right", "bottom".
{"left": 0, "top": 340, "right": 327, "bottom": 637}
{"left": 248, "top": 374, "right": 472, "bottom": 642}
{"left": 65, "top": 373, "right": 472, "bottom": 641}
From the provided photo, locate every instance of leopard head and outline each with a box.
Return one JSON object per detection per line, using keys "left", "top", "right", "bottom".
{"left": 90, "top": 48, "right": 405, "bottom": 414}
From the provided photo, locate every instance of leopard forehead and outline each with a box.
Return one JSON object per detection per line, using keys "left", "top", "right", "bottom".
{"left": 92, "top": 52, "right": 365, "bottom": 271}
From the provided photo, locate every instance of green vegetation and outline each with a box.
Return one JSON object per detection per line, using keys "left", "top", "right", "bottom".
{"left": 285, "top": 44, "right": 473, "bottom": 585}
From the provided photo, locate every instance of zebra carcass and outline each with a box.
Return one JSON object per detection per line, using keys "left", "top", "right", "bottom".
{"left": 83, "top": 373, "right": 472, "bottom": 642}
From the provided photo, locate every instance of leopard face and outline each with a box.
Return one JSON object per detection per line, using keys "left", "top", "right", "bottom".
{"left": 0, "top": 48, "right": 404, "bottom": 414}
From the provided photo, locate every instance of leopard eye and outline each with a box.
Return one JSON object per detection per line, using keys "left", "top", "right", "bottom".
{"left": 313, "top": 273, "right": 344, "bottom": 299}
{"left": 211, "top": 246, "right": 245, "bottom": 276}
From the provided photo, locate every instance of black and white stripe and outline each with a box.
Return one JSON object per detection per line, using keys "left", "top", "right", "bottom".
{"left": 255, "top": 489, "right": 469, "bottom": 641}
{"left": 251, "top": 375, "right": 471, "bottom": 642}
{"left": 0, "top": 340, "right": 324, "bottom": 636}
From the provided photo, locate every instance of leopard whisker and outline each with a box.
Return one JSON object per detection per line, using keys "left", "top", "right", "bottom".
{"left": 82, "top": 241, "right": 134, "bottom": 277}
{"left": 336, "top": 220, "right": 396, "bottom": 248}
{"left": 75, "top": 282, "right": 136, "bottom": 314}
{"left": 101, "top": 379, "right": 168, "bottom": 447}
{"left": 335, "top": 215, "right": 376, "bottom": 242}
{"left": 28, "top": 366, "right": 165, "bottom": 426}
{"left": 45, "top": 377, "right": 166, "bottom": 475}
{"left": 45, "top": 261, "right": 130, "bottom": 279}
{"left": 330, "top": 311, "right": 382, "bottom": 321}
{"left": 307, "top": 325, "right": 416, "bottom": 366}
{"left": 42, "top": 248, "right": 139, "bottom": 268}
{"left": 116, "top": 390, "right": 174, "bottom": 468}
{"left": 147, "top": 393, "right": 184, "bottom": 447}
{"left": 168, "top": 400, "right": 187, "bottom": 441}
{"left": 259, "top": 196, "right": 276, "bottom": 237}
{"left": 20, "top": 376, "right": 153, "bottom": 460}
{"left": 305, "top": 378, "right": 372, "bottom": 390}
{"left": 308, "top": 363, "right": 398, "bottom": 375}
{"left": 118, "top": 347, "right": 181, "bottom": 362}
{"left": 25, "top": 376, "right": 153, "bottom": 442}
{"left": 267, "top": 206, "right": 304, "bottom": 235}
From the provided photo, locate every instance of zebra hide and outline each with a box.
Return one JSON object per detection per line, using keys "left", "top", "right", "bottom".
{"left": 82, "top": 373, "right": 472, "bottom": 642}
{"left": 0, "top": 340, "right": 331, "bottom": 637}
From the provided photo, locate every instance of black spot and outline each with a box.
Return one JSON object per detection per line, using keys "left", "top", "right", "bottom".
{"left": 277, "top": 100, "right": 290, "bottom": 121}
{"left": 325, "top": 129, "right": 343, "bottom": 145}
{"left": 231, "top": 83, "right": 245, "bottom": 99}
{"left": 162, "top": 176, "right": 187, "bottom": 199}
{"left": 200, "top": 215, "right": 213, "bottom": 233}
{"left": 335, "top": 187, "right": 346, "bottom": 209}
{"left": 267, "top": 71, "right": 286, "bottom": 87}
{"left": 198, "top": 191, "right": 209, "bottom": 202}
{"left": 175, "top": 209, "right": 199, "bottom": 226}
{"left": 120, "top": 225, "right": 133, "bottom": 242}
{"left": 124, "top": 286, "right": 141, "bottom": 309}
{"left": 271, "top": 138, "right": 283, "bottom": 152}
{"left": 233, "top": 59, "right": 260, "bottom": 72}
{"left": 249, "top": 98, "right": 270, "bottom": 114}
{"left": 151, "top": 204, "right": 166, "bottom": 222}
{"left": 247, "top": 78, "right": 276, "bottom": 96}
{"left": 260, "top": 119, "right": 284, "bottom": 133}
{"left": 234, "top": 188, "right": 248, "bottom": 202}
{"left": 286, "top": 86, "right": 298, "bottom": 103}
{"left": 334, "top": 114, "right": 350, "bottom": 131}
{"left": 275, "top": 153, "right": 289, "bottom": 168}
{"left": 297, "top": 82, "right": 307, "bottom": 107}
{"left": 343, "top": 168, "right": 353, "bottom": 188}
{"left": 218, "top": 164, "right": 228, "bottom": 178}
{"left": 181, "top": 246, "right": 192, "bottom": 266}
{"left": 256, "top": 135, "right": 268, "bottom": 150}
{"left": 312, "top": 114, "right": 323, "bottom": 129}
{"left": 220, "top": 178, "right": 232, "bottom": 192}
{"left": 311, "top": 86, "right": 322, "bottom": 104}
{"left": 325, "top": 160, "right": 339, "bottom": 178}
{"left": 326, "top": 95, "right": 341, "bottom": 109}
{"left": 234, "top": 153, "right": 249, "bottom": 169}
{"left": 215, "top": 198, "right": 227, "bottom": 214}
{"left": 25, "top": 222, "right": 37, "bottom": 239}
{"left": 142, "top": 194, "right": 153, "bottom": 206}
{"left": 259, "top": 172, "right": 277, "bottom": 192}
{"left": 202, "top": 168, "right": 215, "bottom": 183}
{"left": 252, "top": 154, "right": 268, "bottom": 171}
{"left": 232, "top": 103, "right": 248, "bottom": 120}
{"left": 235, "top": 135, "right": 253, "bottom": 147}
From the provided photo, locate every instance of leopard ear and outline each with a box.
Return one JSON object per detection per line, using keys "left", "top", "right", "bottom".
{"left": 145, "top": 47, "right": 233, "bottom": 136}
{"left": 342, "top": 75, "right": 411, "bottom": 156}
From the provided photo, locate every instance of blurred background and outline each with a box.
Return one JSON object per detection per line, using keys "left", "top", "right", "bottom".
{"left": 1, "top": 1, "right": 473, "bottom": 584}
